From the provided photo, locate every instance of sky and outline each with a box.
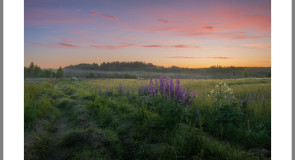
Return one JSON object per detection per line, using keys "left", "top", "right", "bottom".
{"left": 24, "top": 0, "right": 271, "bottom": 69}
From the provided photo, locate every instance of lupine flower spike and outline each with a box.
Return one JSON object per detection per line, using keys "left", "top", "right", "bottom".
{"left": 170, "top": 78, "right": 174, "bottom": 100}
{"left": 154, "top": 77, "right": 158, "bottom": 95}
{"left": 149, "top": 78, "right": 154, "bottom": 97}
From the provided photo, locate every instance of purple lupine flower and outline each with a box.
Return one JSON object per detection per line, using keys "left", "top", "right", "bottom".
{"left": 154, "top": 77, "right": 158, "bottom": 95}
{"left": 175, "top": 77, "right": 181, "bottom": 101}
{"left": 99, "top": 89, "right": 101, "bottom": 95}
{"left": 188, "top": 92, "right": 195, "bottom": 107}
{"left": 105, "top": 89, "right": 109, "bottom": 96}
{"left": 249, "top": 93, "right": 253, "bottom": 103}
{"left": 165, "top": 76, "right": 170, "bottom": 97}
{"left": 151, "top": 121, "right": 156, "bottom": 127}
{"left": 149, "top": 78, "right": 154, "bottom": 97}
{"left": 242, "top": 96, "right": 247, "bottom": 106}
{"left": 186, "top": 88, "right": 190, "bottom": 97}
{"left": 261, "top": 93, "right": 265, "bottom": 101}
{"left": 159, "top": 76, "right": 164, "bottom": 96}
{"left": 225, "top": 95, "right": 228, "bottom": 102}
{"left": 118, "top": 83, "right": 123, "bottom": 95}
{"left": 197, "top": 109, "right": 201, "bottom": 118}
{"left": 181, "top": 90, "right": 187, "bottom": 105}
{"left": 170, "top": 79, "right": 174, "bottom": 100}
{"left": 144, "top": 85, "right": 149, "bottom": 94}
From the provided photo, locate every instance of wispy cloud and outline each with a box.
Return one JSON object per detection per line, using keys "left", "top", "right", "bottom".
{"left": 141, "top": 44, "right": 201, "bottom": 49}
{"left": 89, "top": 10, "right": 118, "bottom": 20}
{"left": 89, "top": 11, "right": 101, "bottom": 15}
{"left": 157, "top": 19, "right": 169, "bottom": 24}
{"left": 202, "top": 26, "right": 214, "bottom": 32}
{"left": 166, "top": 56, "right": 232, "bottom": 59}
{"left": 59, "top": 42, "right": 79, "bottom": 48}
{"left": 171, "top": 45, "right": 201, "bottom": 49}
{"left": 102, "top": 14, "right": 118, "bottom": 20}
{"left": 165, "top": 56, "right": 195, "bottom": 59}
{"left": 142, "top": 45, "right": 164, "bottom": 48}
{"left": 90, "top": 44, "right": 133, "bottom": 49}
{"left": 34, "top": 42, "right": 80, "bottom": 48}
{"left": 226, "top": 43, "right": 271, "bottom": 49}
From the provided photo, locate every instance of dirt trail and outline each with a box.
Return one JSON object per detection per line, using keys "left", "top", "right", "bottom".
{"left": 47, "top": 84, "right": 73, "bottom": 160}
{"left": 46, "top": 109, "right": 72, "bottom": 160}
{"left": 47, "top": 112, "right": 71, "bottom": 160}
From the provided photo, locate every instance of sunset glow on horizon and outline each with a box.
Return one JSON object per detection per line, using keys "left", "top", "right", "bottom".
{"left": 25, "top": 0, "right": 271, "bottom": 69}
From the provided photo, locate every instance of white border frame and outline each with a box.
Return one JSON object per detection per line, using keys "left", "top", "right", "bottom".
{"left": 3, "top": 0, "right": 24, "bottom": 159}
{"left": 272, "top": 0, "right": 292, "bottom": 159}
{"left": 2, "top": 0, "right": 292, "bottom": 159}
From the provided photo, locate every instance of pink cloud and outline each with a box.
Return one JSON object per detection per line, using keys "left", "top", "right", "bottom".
{"left": 166, "top": 56, "right": 232, "bottom": 59}
{"left": 59, "top": 42, "right": 79, "bottom": 48}
{"left": 33, "top": 42, "right": 80, "bottom": 48}
{"left": 102, "top": 15, "right": 118, "bottom": 20}
{"left": 157, "top": 19, "right": 169, "bottom": 24}
{"left": 237, "top": 32, "right": 246, "bottom": 34}
{"left": 165, "top": 56, "right": 195, "bottom": 59}
{"left": 171, "top": 45, "right": 202, "bottom": 49}
{"left": 89, "top": 10, "right": 118, "bottom": 20}
{"left": 90, "top": 44, "right": 133, "bottom": 49}
{"left": 68, "top": 29, "right": 86, "bottom": 34}
{"left": 244, "top": 43, "right": 271, "bottom": 49}
{"left": 55, "top": 36, "right": 100, "bottom": 44}
{"left": 141, "top": 44, "right": 202, "bottom": 49}
{"left": 142, "top": 45, "right": 163, "bottom": 48}
{"left": 202, "top": 26, "right": 214, "bottom": 32}
{"left": 89, "top": 11, "right": 101, "bottom": 15}
{"left": 125, "top": 4, "right": 270, "bottom": 41}
{"left": 226, "top": 43, "right": 271, "bottom": 49}
{"left": 75, "top": 9, "right": 82, "bottom": 12}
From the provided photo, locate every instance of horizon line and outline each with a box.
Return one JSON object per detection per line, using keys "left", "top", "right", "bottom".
{"left": 25, "top": 61, "right": 271, "bottom": 70}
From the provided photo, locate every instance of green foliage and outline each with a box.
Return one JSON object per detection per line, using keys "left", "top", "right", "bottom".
{"left": 63, "top": 61, "right": 271, "bottom": 79}
{"left": 24, "top": 79, "right": 271, "bottom": 160}
{"left": 25, "top": 62, "right": 57, "bottom": 78}
{"left": 24, "top": 133, "right": 52, "bottom": 160}
{"left": 60, "top": 127, "right": 123, "bottom": 160}
{"left": 242, "top": 70, "right": 249, "bottom": 78}
{"left": 56, "top": 66, "right": 64, "bottom": 78}
{"left": 85, "top": 72, "right": 95, "bottom": 78}
{"left": 40, "top": 69, "right": 55, "bottom": 78}
{"left": 24, "top": 82, "right": 58, "bottom": 131}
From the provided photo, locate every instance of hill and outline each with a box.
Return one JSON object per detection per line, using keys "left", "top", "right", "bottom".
{"left": 63, "top": 61, "right": 271, "bottom": 79}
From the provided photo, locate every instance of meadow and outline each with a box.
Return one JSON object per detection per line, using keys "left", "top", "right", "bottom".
{"left": 24, "top": 78, "right": 271, "bottom": 160}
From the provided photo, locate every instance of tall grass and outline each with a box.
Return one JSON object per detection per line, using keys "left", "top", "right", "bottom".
{"left": 24, "top": 78, "right": 271, "bottom": 159}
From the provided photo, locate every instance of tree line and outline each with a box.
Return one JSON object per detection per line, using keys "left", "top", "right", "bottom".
{"left": 24, "top": 62, "right": 64, "bottom": 78}
{"left": 64, "top": 61, "right": 271, "bottom": 78}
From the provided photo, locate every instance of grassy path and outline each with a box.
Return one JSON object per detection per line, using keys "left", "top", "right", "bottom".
{"left": 47, "top": 82, "right": 85, "bottom": 160}
{"left": 47, "top": 110, "right": 71, "bottom": 160}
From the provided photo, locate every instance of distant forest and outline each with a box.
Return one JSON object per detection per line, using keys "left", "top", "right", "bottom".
{"left": 24, "top": 61, "right": 271, "bottom": 79}
{"left": 63, "top": 61, "right": 271, "bottom": 79}
{"left": 24, "top": 62, "right": 64, "bottom": 78}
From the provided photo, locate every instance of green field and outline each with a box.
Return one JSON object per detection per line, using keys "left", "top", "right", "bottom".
{"left": 24, "top": 78, "right": 271, "bottom": 160}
